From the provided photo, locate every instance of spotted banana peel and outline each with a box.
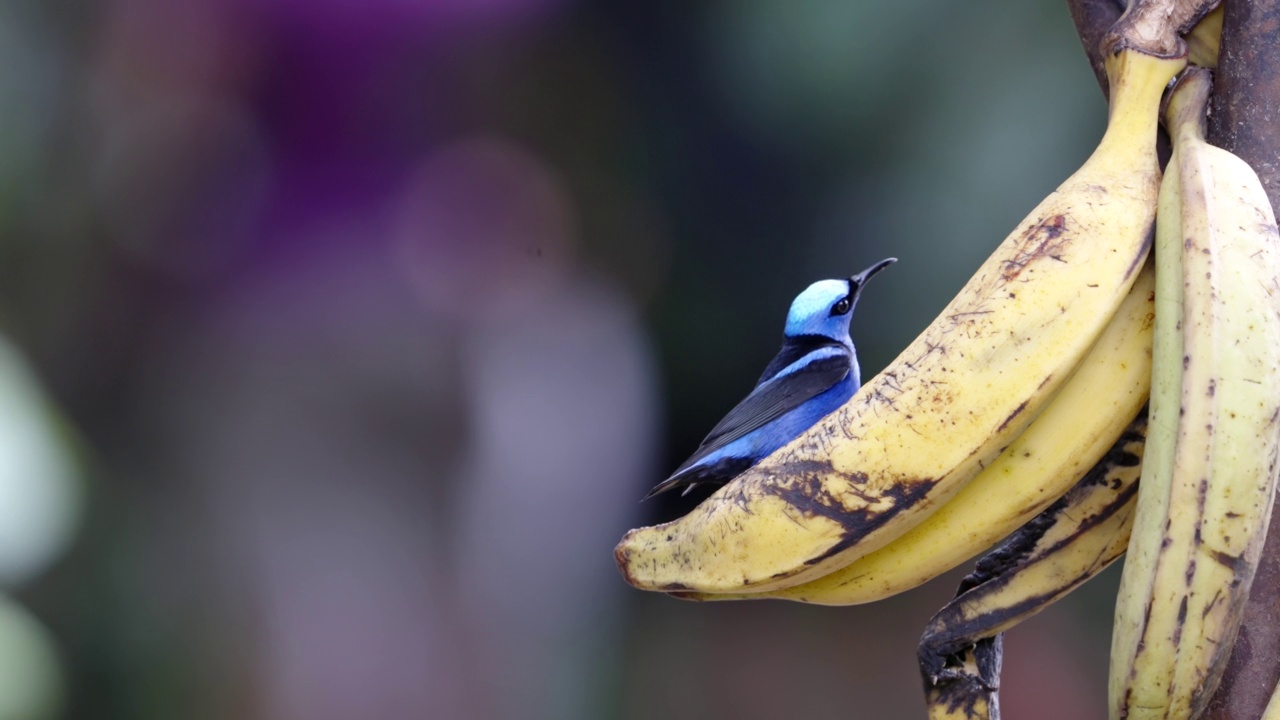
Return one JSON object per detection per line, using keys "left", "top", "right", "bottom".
{"left": 1108, "top": 67, "right": 1280, "bottom": 720}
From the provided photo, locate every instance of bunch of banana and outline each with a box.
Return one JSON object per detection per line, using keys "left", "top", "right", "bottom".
{"left": 680, "top": 260, "right": 1154, "bottom": 605}
{"left": 615, "top": 45, "right": 1182, "bottom": 595}
{"left": 910, "top": 61, "right": 1280, "bottom": 720}
{"left": 1108, "top": 68, "right": 1280, "bottom": 720}
{"left": 912, "top": 43, "right": 1280, "bottom": 718}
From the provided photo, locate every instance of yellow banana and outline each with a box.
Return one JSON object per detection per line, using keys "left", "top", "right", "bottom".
{"left": 1108, "top": 55, "right": 1195, "bottom": 720}
{"left": 1265, "top": 679, "right": 1280, "bottom": 720}
{"left": 922, "top": 411, "right": 1147, "bottom": 720}
{"left": 614, "top": 48, "right": 1183, "bottom": 595}
{"left": 1109, "top": 74, "right": 1189, "bottom": 720}
{"left": 681, "top": 260, "right": 1153, "bottom": 605}
{"left": 1110, "top": 68, "right": 1280, "bottom": 720}
{"left": 1185, "top": 3, "right": 1222, "bottom": 69}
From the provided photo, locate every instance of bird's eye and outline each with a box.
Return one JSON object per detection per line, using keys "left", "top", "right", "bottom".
{"left": 831, "top": 298, "right": 852, "bottom": 316}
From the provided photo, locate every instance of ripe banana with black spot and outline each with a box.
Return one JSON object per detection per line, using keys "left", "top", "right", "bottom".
{"left": 614, "top": 48, "right": 1183, "bottom": 596}
{"left": 679, "top": 260, "right": 1154, "bottom": 606}
{"left": 922, "top": 411, "right": 1148, "bottom": 720}
{"left": 1109, "top": 68, "right": 1280, "bottom": 720}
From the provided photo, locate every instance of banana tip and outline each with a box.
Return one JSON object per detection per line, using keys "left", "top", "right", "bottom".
{"left": 614, "top": 530, "right": 697, "bottom": 593}
{"left": 613, "top": 535, "right": 638, "bottom": 586}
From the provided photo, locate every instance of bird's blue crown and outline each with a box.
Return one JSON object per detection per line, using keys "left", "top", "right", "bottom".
{"left": 784, "top": 279, "right": 854, "bottom": 341}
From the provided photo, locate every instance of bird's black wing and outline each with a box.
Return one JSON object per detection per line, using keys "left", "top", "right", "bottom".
{"left": 676, "top": 347, "right": 851, "bottom": 473}
{"left": 643, "top": 343, "right": 852, "bottom": 499}
{"left": 756, "top": 334, "right": 848, "bottom": 384}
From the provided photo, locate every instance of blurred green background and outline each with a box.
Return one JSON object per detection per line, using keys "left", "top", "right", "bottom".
{"left": 0, "top": 0, "right": 1126, "bottom": 718}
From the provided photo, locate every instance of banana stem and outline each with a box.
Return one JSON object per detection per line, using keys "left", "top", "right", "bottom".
{"left": 1162, "top": 69, "right": 1211, "bottom": 144}
{"left": 1102, "top": 0, "right": 1218, "bottom": 59}
{"left": 1093, "top": 49, "right": 1184, "bottom": 169}
{"left": 1069, "top": 0, "right": 1178, "bottom": 171}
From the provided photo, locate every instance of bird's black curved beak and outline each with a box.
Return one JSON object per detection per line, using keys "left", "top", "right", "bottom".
{"left": 849, "top": 257, "right": 897, "bottom": 294}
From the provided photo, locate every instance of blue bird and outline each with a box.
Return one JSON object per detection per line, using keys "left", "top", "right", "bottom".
{"left": 645, "top": 258, "right": 897, "bottom": 500}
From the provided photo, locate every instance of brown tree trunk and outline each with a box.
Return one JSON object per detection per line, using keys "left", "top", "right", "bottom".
{"left": 1068, "top": 0, "right": 1280, "bottom": 717}
{"left": 1067, "top": 0, "right": 1125, "bottom": 96}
